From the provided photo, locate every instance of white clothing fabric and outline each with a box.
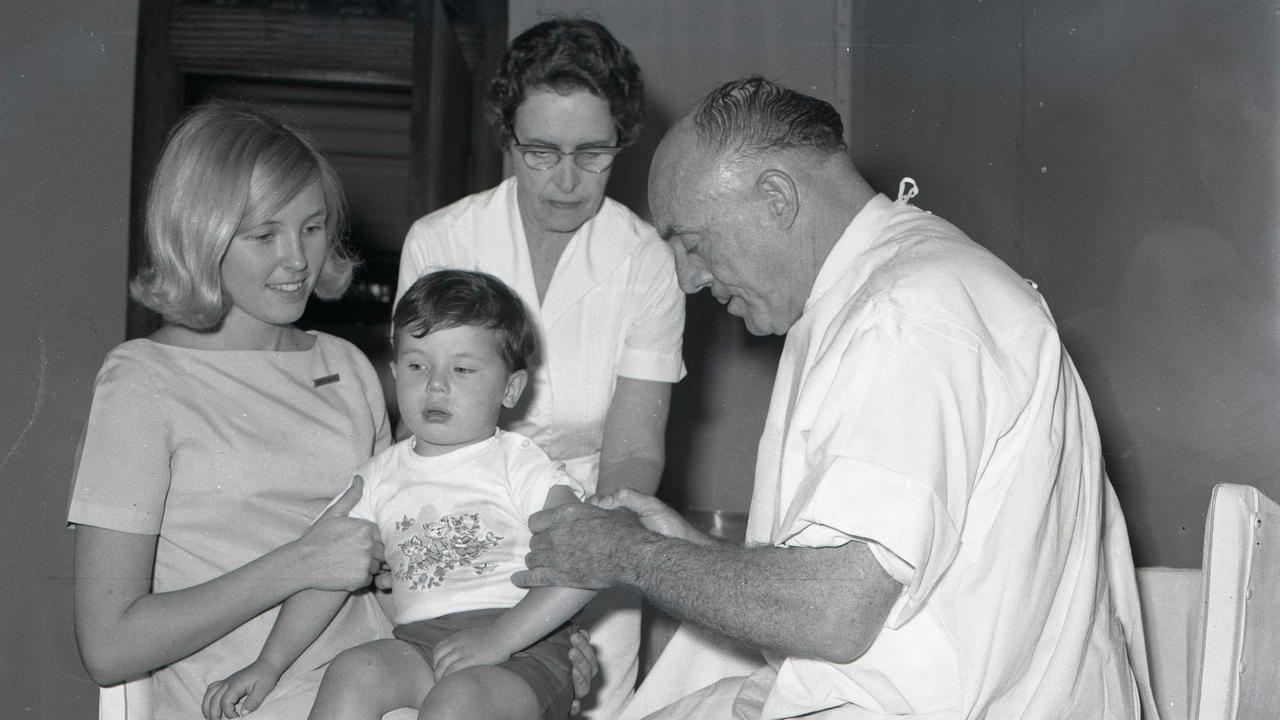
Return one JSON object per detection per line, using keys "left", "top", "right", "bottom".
{"left": 639, "top": 195, "right": 1155, "bottom": 720}
{"left": 398, "top": 176, "right": 686, "bottom": 719}
{"left": 346, "top": 430, "right": 583, "bottom": 625}
{"left": 397, "top": 176, "right": 686, "bottom": 488}
{"left": 67, "top": 333, "right": 394, "bottom": 720}
{"left": 621, "top": 624, "right": 764, "bottom": 720}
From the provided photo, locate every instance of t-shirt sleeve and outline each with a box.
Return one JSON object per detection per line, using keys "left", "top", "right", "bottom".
{"left": 777, "top": 314, "right": 1000, "bottom": 627}
{"left": 66, "top": 349, "right": 171, "bottom": 534}
{"left": 507, "top": 440, "right": 586, "bottom": 517}
{"left": 618, "top": 241, "right": 686, "bottom": 383}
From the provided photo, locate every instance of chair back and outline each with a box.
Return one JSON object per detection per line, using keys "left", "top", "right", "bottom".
{"left": 98, "top": 676, "right": 153, "bottom": 720}
{"left": 1192, "top": 483, "right": 1280, "bottom": 720}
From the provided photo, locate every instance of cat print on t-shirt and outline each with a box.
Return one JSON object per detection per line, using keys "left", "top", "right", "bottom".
{"left": 393, "top": 504, "right": 504, "bottom": 590}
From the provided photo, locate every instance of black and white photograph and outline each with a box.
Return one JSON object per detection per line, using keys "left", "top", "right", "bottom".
{"left": 3, "top": 1, "right": 1278, "bottom": 718}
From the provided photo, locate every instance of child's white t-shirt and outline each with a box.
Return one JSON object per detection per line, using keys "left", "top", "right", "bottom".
{"left": 346, "top": 429, "right": 583, "bottom": 626}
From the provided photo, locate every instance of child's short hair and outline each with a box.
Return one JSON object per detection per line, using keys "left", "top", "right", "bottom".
{"left": 393, "top": 270, "right": 537, "bottom": 372}
{"left": 129, "top": 100, "right": 357, "bottom": 329}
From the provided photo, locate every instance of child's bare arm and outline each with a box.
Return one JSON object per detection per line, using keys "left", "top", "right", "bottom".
{"left": 431, "top": 484, "right": 595, "bottom": 679}
{"left": 202, "top": 589, "right": 348, "bottom": 720}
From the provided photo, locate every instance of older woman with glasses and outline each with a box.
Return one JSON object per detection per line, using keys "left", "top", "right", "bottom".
{"left": 395, "top": 18, "right": 685, "bottom": 720}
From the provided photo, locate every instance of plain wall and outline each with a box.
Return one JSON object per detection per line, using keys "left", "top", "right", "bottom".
{"left": 0, "top": 2, "right": 138, "bottom": 716}
{"left": 514, "top": 1, "right": 1280, "bottom": 568}
{"left": 847, "top": 0, "right": 1280, "bottom": 568}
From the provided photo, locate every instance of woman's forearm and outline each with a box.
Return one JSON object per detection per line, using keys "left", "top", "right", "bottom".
{"left": 76, "top": 479, "right": 378, "bottom": 684}
{"left": 74, "top": 526, "right": 317, "bottom": 684}
{"left": 595, "top": 454, "right": 664, "bottom": 496}
{"left": 597, "top": 377, "right": 670, "bottom": 496}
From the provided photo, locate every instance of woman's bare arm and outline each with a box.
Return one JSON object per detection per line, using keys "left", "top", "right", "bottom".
{"left": 596, "top": 377, "right": 671, "bottom": 496}
{"left": 74, "top": 480, "right": 381, "bottom": 684}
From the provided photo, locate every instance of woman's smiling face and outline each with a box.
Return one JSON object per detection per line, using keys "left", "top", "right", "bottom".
{"left": 219, "top": 181, "right": 328, "bottom": 332}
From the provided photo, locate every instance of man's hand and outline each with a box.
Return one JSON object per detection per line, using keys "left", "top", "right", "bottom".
{"left": 590, "top": 488, "right": 712, "bottom": 545}
{"left": 513, "top": 503, "right": 651, "bottom": 590}
{"left": 202, "top": 659, "right": 282, "bottom": 719}
{"left": 431, "top": 626, "right": 510, "bottom": 680}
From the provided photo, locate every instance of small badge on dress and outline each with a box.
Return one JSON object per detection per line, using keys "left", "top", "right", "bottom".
{"left": 313, "top": 373, "right": 340, "bottom": 387}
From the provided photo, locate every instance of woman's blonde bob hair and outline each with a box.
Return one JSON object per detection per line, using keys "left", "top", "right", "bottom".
{"left": 130, "top": 100, "right": 357, "bottom": 329}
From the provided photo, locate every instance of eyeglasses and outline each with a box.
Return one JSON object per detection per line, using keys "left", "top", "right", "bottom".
{"left": 510, "top": 130, "right": 622, "bottom": 173}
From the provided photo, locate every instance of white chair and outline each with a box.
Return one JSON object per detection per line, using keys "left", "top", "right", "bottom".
{"left": 98, "top": 677, "right": 151, "bottom": 720}
{"left": 1138, "top": 483, "right": 1280, "bottom": 720}
{"left": 1190, "top": 483, "right": 1280, "bottom": 720}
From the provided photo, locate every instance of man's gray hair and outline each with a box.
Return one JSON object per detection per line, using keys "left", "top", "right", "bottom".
{"left": 691, "top": 76, "right": 847, "bottom": 160}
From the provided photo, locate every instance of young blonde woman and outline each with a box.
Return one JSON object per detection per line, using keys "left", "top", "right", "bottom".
{"left": 70, "top": 102, "right": 593, "bottom": 720}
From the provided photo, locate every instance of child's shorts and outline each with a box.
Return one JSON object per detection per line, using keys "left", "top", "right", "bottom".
{"left": 393, "top": 608, "right": 574, "bottom": 720}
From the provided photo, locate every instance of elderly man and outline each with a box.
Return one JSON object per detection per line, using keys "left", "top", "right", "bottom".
{"left": 515, "top": 77, "right": 1155, "bottom": 719}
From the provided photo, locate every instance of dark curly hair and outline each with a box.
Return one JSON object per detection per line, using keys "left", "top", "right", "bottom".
{"left": 393, "top": 270, "right": 537, "bottom": 372}
{"left": 486, "top": 18, "right": 645, "bottom": 149}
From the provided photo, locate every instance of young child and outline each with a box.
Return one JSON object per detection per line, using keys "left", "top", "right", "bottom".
{"left": 203, "top": 269, "right": 594, "bottom": 720}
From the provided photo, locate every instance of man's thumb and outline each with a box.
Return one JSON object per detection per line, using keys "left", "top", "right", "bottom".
{"left": 323, "top": 475, "right": 364, "bottom": 518}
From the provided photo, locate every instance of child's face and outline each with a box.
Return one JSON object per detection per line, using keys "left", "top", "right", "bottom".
{"left": 393, "top": 323, "right": 526, "bottom": 457}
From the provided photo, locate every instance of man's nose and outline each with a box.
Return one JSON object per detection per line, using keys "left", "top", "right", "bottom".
{"left": 674, "top": 254, "right": 712, "bottom": 294}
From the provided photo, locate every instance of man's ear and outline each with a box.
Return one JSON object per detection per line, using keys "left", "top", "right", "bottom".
{"left": 757, "top": 169, "right": 799, "bottom": 230}
{"left": 388, "top": 359, "right": 398, "bottom": 382}
{"left": 503, "top": 369, "right": 529, "bottom": 408}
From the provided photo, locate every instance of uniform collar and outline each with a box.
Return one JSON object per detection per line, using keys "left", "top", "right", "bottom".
{"left": 804, "top": 193, "right": 901, "bottom": 314}
{"left": 504, "top": 177, "right": 638, "bottom": 328}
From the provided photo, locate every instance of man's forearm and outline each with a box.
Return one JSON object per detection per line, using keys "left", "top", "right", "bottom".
{"left": 520, "top": 499, "right": 901, "bottom": 663}
{"left": 614, "top": 533, "right": 901, "bottom": 664}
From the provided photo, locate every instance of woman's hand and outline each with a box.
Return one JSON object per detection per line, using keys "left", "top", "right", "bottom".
{"left": 293, "top": 476, "right": 384, "bottom": 591}
{"left": 202, "top": 659, "right": 282, "bottom": 719}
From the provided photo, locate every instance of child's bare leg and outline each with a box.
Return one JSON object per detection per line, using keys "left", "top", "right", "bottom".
{"left": 309, "top": 639, "right": 434, "bottom": 720}
{"left": 417, "top": 666, "right": 541, "bottom": 720}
